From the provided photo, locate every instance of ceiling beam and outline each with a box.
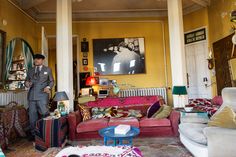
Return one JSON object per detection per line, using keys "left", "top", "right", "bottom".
{"left": 22, "top": 0, "right": 48, "bottom": 9}
{"left": 191, "top": 0, "right": 210, "bottom": 7}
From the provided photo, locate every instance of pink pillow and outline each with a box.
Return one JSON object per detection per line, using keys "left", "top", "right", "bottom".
{"left": 212, "top": 96, "right": 223, "bottom": 106}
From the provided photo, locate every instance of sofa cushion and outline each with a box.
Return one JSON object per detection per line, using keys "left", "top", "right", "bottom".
{"left": 147, "top": 101, "right": 161, "bottom": 118}
{"left": 108, "top": 117, "right": 139, "bottom": 128}
{"left": 139, "top": 117, "right": 171, "bottom": 127}
{"left": 179, "top": 123, "right": 207, "bottom": 145}
{"left": 152, "top": 105, "right": 172, "bottom": 119}
{"left": 76, "top": 118, "right": 109, "bottom": 133}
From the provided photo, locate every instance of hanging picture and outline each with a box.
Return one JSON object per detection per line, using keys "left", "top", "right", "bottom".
{"left": 93, "top": 37, "right": 146, "bottom": 75}
{"left": 82, "top": 59, "right": 88, "bottom": 65}
{"left": 0, "top": 30, "right": 6, "bottom": 85}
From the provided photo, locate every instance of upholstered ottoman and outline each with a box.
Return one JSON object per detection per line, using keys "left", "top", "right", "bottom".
{"left": 35, "top": 116, "right": 68, "bottom": 151}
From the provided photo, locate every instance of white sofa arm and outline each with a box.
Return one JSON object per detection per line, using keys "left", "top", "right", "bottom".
{"left": 203, "top": 127, "right": 236, "bottom": 157}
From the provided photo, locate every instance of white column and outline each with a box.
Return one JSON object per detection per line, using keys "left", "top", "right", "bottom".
{"left": 167, "top": 0, "right": 188, "bottom": 107}
{"left": 56, "top": 0, "right": 74, "bottom": 111}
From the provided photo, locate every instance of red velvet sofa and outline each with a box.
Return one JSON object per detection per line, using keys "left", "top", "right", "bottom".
{"left": 68, "top": 96, "right": 180, "bottom": 141}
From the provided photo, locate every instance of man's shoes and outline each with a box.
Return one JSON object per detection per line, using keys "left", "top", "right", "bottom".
{"left": 28, "top": 135, "right": 35, "bottom": 142}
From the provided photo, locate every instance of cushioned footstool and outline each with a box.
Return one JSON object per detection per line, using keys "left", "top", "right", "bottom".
{"left": 35, "top": 116, "right": 68, "bottom": 151}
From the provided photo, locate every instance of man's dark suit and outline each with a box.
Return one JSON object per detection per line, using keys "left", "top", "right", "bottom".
{"left": 26, "top": 65, "right": 54, "bottom": 135}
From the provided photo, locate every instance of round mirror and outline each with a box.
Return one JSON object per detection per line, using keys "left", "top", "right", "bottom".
{"left": 4, "top": 38, "right": 34, "bottom": 90}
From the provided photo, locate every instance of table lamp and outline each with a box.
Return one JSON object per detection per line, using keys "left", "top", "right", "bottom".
{"left": 53, "top": 91, "right": 69, "bottom": 115}
{"left": 172, "top": 86, "right": 187, "bottom": 107}
{"left": 86, "top": 76, "right": 97, "bottom": 96}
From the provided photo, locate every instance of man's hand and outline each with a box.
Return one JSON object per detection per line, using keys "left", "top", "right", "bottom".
{"left": 25, "top": 81, "right": 32, "bottom": 88}
{"left": 43, "top": 87, "right": 51, "bottom": 93}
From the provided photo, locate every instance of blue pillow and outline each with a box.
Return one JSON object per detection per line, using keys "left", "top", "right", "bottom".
{"left": 147, "top": 101, "right": 161, "bottom": 118}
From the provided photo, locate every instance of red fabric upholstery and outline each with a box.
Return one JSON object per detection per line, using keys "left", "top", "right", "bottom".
{"left": 68, "top": 111, "right": 82, "bottom": 140}
{"left": 68, "top": 96, "right": 181, "bottom": 141}
{"left": 76, "top": 118, "right": 109, "bottom": 133}
{"left": 169, "top": 110, "right": 180, "bottom": 136}
{"left": 212, "top": 96, "right": 223, "bottom": 106}
{"left": 108, "top": 117, "right": 140, "bottom": 128}
{"left": 139, "top": 117, "right": 171, "bottom": 127}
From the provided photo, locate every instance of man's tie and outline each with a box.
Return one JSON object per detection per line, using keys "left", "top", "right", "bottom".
{"left": 36, "top": 66, "right": 40, "bottom": 78}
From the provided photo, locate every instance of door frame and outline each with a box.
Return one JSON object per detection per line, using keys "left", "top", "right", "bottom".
{"left": 184, "top": 26, "right": 212, "bottom": 99}
{"left": 47, "top": 34, "right": 80, "bottom": 97}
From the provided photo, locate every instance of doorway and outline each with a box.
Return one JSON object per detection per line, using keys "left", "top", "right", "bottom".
{"left": 185, "top": 40, "right": 212, "bottom": 99}
{"left": 47, "top": 36, "right": 79, "bottom": 98}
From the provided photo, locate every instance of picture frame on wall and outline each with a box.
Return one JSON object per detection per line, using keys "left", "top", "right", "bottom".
{"left": 79, "top": 72, "right": 90, "bottom": 89}
{"left": 93, "top": 37, "right": 146, "bottom": 75}
{"left": 82, "top": 59, "right": 88, "bottom": 65}
{"left": 83, "top": 52, "right": 88, "bottom": 58}
{"left": 0, "top": 30, "right": 6, "bottom": 86}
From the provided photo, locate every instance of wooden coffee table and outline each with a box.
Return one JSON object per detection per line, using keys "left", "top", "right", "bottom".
{"left": 99, "top": 126, "right": 140, "bottom": 146}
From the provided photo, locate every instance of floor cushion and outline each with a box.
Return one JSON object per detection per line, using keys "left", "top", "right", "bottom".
{"left": 76, "top": 118, "right": 109, "bottom": 133}
{"left": 139, "top": 117, "right": 171, "bottom": 127}
{"left": 108, "top": 117, "right": 140, "bottom": 128}
{"left": 179, "top": 123, "right": 207, "bottom": 145}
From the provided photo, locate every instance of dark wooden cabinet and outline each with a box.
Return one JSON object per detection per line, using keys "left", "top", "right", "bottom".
{"left": 213, "top": 34, "right": 235, "bottom": 95}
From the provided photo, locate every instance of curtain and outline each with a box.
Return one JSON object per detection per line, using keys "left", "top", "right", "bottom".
{"left": 22, "top": 40, "right": 33, "bottom": 71}
{"left": 5, "top": 40, "right": 16, "bottom": 80}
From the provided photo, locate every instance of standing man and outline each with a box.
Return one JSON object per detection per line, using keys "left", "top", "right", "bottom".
{"left": 25, "top": 54, "right": 54, "bottom": 141}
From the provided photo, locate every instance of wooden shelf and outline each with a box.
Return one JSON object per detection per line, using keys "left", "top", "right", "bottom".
{"left": 9, "top": 69, "right": 26, "bottom": 73}
{"left": 6, "top": 80, "right": 26, "bottom": 82}
{"left": 12, "top": 59, "right": 24, "bottom": 63}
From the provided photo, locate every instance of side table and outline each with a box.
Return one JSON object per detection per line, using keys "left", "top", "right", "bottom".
{"left": 35, "top": 115, "right": 68, "bottom": 151}
{"left": 175, "top": 108, "right": 209, "bottom": 124}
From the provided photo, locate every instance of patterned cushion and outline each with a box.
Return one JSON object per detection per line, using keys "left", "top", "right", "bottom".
{"left": 79, "top": 105, "right": 91, "bottom": 121}
{"left": 128, "top": 109, "right": 143, "bottom": 118}
{"left": 147, "top": 101, "right": 161, "bottom": 118}
{"left": 187, "top": 98, "right": 221, "bottom": 116}
{"left": 92, "top": 107, "right": 119, "bottom": 119}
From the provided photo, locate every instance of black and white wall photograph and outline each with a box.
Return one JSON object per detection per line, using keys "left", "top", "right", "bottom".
{"left": 93, "top": 37, "right": 146, "bottom": 75}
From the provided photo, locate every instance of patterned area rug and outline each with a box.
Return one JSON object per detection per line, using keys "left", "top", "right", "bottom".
{"left": 4, "top": 137, "right": 193, "bottom": 157}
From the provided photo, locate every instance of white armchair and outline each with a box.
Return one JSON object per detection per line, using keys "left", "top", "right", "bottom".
{"left": 179, "top": 87, "right": 236, "bottom": 157}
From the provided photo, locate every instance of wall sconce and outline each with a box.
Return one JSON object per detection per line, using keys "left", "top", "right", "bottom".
{"left": 207, "top": 48, "right": 214, "bottom": 70}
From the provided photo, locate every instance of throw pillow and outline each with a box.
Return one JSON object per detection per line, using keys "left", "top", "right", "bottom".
{"left": 208, "top": 106, "right": 236, "bottom": 129}
{"left": 92, "top": 107, "right": 118, "bottom": 119}
{"left": 147, "top": 101, "right": 161, "bottom": 118}
{"left": 152, "top": 105, "right": 172, "bottom": 119}
{"left": 79, "top": 105, "right": 91, "bottom": 121}
{"left": 128, "top": 109, "right": 143, "bottom": 118}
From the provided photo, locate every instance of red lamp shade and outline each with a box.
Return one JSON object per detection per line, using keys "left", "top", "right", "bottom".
{"left": 86, "top": 76, "right": 97, "bottom": 86}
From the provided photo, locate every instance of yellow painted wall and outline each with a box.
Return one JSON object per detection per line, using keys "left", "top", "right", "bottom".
{"left": 208, "top": 0, "right": 236, "bottom": 44}
{"left": 39, "top": 20, "right": 173, "bottom": 103}
{"left": 0, "top": 0, "right": 38, "bottom": 51}
{"left": 208, "top": 0, "right": 236, "bottom": 96}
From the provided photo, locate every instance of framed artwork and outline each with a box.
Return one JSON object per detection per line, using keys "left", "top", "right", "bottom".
{"left": 93, "top": 37, "right": 146, "bottom": 75}
{"left": 81, "top": 41, "right": 89, "bottom": 52}
{"left": 79, "top": 72, "right": 90, "bottom": 89}
{"left": 82, "top": 59, "right": 88, "bottom": 65}
{"left": 0, "top": 30, "right": 6, "bottom": 85}
{"left": 83, "top": 52, "right": 88, "bottom": 58}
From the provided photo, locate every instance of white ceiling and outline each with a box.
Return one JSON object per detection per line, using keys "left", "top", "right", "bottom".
{"left": 10, "top": 0, "right": 210, "bottom": 22}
